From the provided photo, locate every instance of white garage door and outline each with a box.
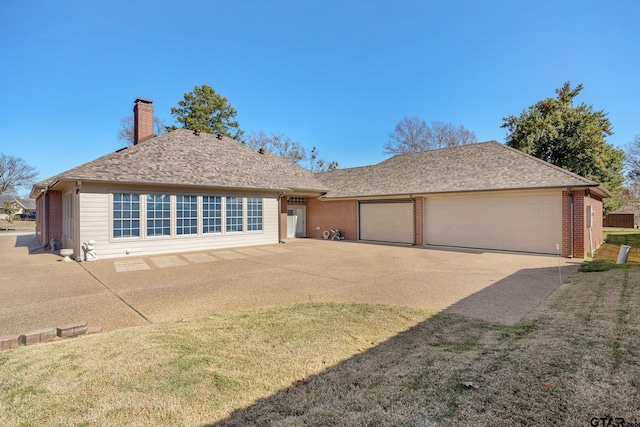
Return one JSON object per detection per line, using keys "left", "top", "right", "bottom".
{"left": 359, "top": 202, "right": 414, "bottom": 244}
{"left": 424, "top": 192, "right": 562, "bottom": 254}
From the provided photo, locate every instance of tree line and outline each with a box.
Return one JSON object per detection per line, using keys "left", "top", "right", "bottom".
{"left": 134, "top": 82, "right": 637, "bottom": 213}
{"left": 4, "top": 82, "right": 640, "bottom": 215}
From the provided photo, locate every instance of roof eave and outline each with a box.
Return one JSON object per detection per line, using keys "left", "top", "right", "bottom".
{"left": 319, "top": 183, "right": 609, "bottom": 200}
{"left": 52, "top": 176, "right": 295, "bottom": 194}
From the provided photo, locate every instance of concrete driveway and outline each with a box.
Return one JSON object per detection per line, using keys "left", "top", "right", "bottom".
{"left": 0, "top": 235, "right": 581, "bottom": 337}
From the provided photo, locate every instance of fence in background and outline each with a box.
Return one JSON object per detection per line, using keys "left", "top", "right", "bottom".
{"left": 603, "top": 213, "right": 635, "bottom": 228}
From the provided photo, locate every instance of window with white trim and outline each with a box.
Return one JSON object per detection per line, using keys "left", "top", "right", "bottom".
{"left": 147, "top": 194, "right": 170, "bottom": 236}
{"left": 176, "top": 195, "right": 197, "bottom": 235}
{"left": 202, "top": 196, "right": 222, "bottom": 233}
{"left": 113, "top": 193, "right": 140, "bottom": 238}
{"left": 226, "top": 196, "right": 243, "bottom": 232}
{"left": 247, "top": 197, "right": 263, "bottom": 231}
{"left": 63, "top": 193, "right": 74, "bottom": 240}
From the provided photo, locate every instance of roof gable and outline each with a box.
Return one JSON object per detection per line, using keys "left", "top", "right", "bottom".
{"left": 35, "top": 129, "right": 326, "bottom": 193}
{"left": 315, "top": 141, "right": 603, "bottom": 199}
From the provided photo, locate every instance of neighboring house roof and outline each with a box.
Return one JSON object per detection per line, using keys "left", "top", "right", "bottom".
{"left": 0, "top": 196, "right": 34, "bottom": 210}
{"left": 20, "top": 199, "right": 36, "bottom": 210}
{"left": 612, "top": 202, "right": 640, "bottom": 216}
{"left": 315, "top": 141, "right": 607, "bottom": 199}
{"left": 32, "top": 129, "right": 326, "bottom": 195}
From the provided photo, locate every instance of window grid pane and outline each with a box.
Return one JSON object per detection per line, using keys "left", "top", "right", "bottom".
{"left": 203, "top": 196, "right": 222, "bottom": 234}
{"left": 247, "top": 197, "right": 263, "bottom": 231}
{"left": 226, "top": 197, "right": 243, "bottom": 232}
{"left": 113, "top": 194, "right": 140, "bottom": 238}
{"left": 147, "top": 194, "right": 170, "bottom": 236}
{"left": 176, "top": 195, "right": 197, "bottom": 235}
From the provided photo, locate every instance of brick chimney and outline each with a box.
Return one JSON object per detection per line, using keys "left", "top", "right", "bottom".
{"left": 133, "top": 98, "right": 154, "bottom": 145}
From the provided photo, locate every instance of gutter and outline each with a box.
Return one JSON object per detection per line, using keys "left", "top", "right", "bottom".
{"left": 318, "top": 184, "right": 609, "bottom": 201}
{"left": 51, "top": 177, "right": 299, "bottom": 195}
{"left": 410, "top": 195, "right": 416, "bottom": 246}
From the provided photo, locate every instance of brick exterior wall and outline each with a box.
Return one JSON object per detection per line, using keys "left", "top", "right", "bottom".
{"left": 414, "top": 197, "right": 424, "bottom": 246}
{"left": 572, "top": 192, "right": 585, "bottom": 257}
{"left": 133, "top": 98, "right": 154, "bottom": 144}
{"left": 584, "top": 193, "right": 603, "bottom": 255}
{"left": 47, "top": 190, "right": 63, "bottom": 249}
{"left": 35, "top": 191, "right": 63, "bottom": 247}
{"left": 562, "top": 190, "right": 603, "bottom": 258}
{"left": 306, "top": 198, "right": 357, "bottom": 240}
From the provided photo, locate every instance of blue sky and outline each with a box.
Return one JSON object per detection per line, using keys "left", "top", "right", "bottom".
{"left": 1, "top": 0, "right": 638, "bottom": 193}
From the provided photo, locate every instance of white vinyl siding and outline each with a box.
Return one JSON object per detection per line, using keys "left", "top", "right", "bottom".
{"left": 359, "top": 202, "right": 414, "bottom": 244}
{"left": 424, "top": 191, "right": 562, "bottom": 254}
{"left": 78, "top": 184, "right": 278, "bottom": 259}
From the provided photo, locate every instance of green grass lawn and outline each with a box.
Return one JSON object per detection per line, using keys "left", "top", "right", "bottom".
{"left": 581, "top": 228, "right": 640, "bottom": 271}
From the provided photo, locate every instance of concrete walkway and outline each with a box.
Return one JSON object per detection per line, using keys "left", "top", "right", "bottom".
{"left": 0, "top": 235, "right": 581, "bottom": 337}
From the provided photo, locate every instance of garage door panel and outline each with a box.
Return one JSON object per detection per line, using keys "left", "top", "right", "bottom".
{"left": 425, "top": 193, "right": 561, "bottom": 254}
{"left": 360, "top": 202, "right": 413, "bottom": 244}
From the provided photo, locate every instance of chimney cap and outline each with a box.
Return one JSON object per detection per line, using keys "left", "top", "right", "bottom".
{"left": 134, "top": 97, "right": 153, "bottom": 105}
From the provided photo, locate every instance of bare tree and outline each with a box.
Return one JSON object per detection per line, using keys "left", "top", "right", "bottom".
{"left": 245, "top": 130, "right": 307, "bottom": 165}
{"left": 626, "top": 134, "right": 640, "bottom": 179}
{"left": 623, "top": 134, "right": 640, "bottom": 201}
{"left": 118, "top": 115, "right": 167, "bottom": 146}
{"left": 384, "top": 117, "right": 478, "bottom": 155}
{"left": 246, "top": 131, "right": 338, "bottom": 172}
{"left": 430, "top": 121, "right": 478, "bottom": 148}
{"left": 383, "top": 117, "right": 431, "bottom": 155}
{"left": 0, "top": 154, "right": 38, "bottom": 196}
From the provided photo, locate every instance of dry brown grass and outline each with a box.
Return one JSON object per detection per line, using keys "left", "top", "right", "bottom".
{"left": 1, "top": 268, "right": 639, "bottom": 426}
{"left": 214, "top": 269, "right": 640, "bottom": 426}
{"left": 594, "top": 243, "right": 640, "bottom": 263}
{"left": 0, "top": 218, "right": 35, "bottom": 232}
{"left": 0, "top": 303, "right": 429, "bottom": 426}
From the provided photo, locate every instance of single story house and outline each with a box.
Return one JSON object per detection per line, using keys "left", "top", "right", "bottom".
{"left": 31, "top": 98, "right": 607, "bottom": 260}
{"left": 0, "top": 196, "right": 36, "bottom": 220}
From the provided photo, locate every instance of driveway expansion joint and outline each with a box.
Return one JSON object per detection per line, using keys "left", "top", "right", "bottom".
{"left": 78, "top": 262, "right": 153, "bottom": 325}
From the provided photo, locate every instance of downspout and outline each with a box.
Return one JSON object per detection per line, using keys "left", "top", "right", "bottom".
{"left": 568, "top": 188, "right": 573, "bottom": 258}
{"left": 75, "top": 181, "right": 82, "bottom": 262}
{"left": 410, "top": 195, "right": 416, "bottom": 246}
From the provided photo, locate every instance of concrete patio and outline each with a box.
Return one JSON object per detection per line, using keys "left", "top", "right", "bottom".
{"left": 0, "top": 234, "right": 581, "bottom": 338}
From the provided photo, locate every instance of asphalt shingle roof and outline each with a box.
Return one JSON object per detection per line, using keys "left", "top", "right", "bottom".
{"left": 35, "top": 129, "right": 326, "bottom": 193}
{"left": 315, "top": 141, "right": 603, "bottom": 199}
{"left": 0, "top": 196, "right": 34, "bottom": 209}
